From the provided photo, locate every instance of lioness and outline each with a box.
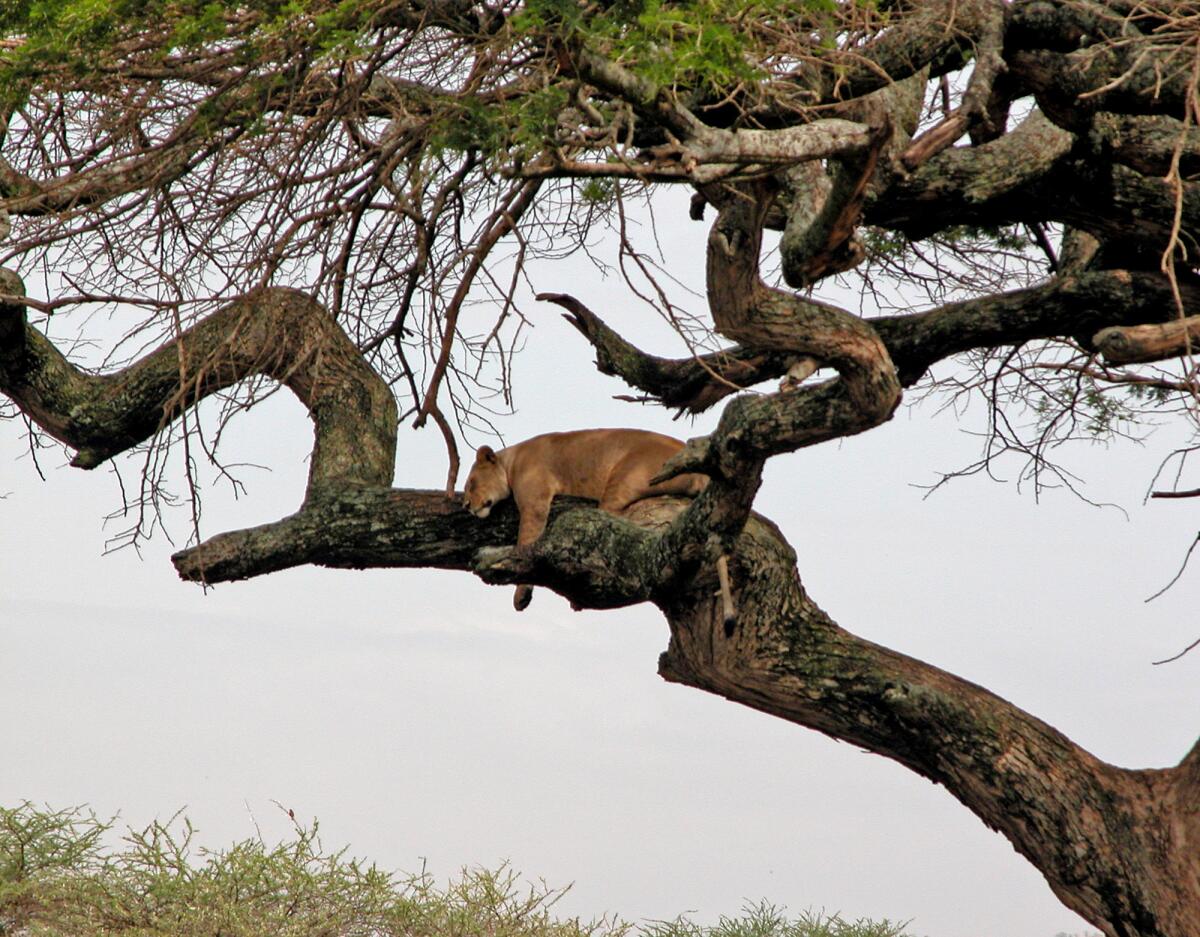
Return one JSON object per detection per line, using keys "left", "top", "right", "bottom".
{"left": 462, "top": 428, "right": 708, "bottom": 610}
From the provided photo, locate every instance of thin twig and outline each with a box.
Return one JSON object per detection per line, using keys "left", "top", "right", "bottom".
{"left": 1145, "top": 532, "right": 1200, "bottom": 603}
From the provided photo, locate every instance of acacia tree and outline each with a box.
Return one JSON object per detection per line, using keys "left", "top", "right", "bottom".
{"left": 1, "top": 0, "right": 1198, "bottom": 933}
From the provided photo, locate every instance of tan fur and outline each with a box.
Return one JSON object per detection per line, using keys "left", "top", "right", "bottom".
{"left": 462, "top": 428, "right": 708, "bottom": 610}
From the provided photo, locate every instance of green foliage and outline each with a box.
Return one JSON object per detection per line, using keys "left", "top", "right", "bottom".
{"left": 641, "top": 901, "right": 910, "bottom": 937}
{"left": 1081, "top": 386, "right": 1127, "bottom": 437}
{"left": 513, "top": 0, "right": 835, "bottom": 98}
{"left": 579, "top": 178, "right": 616, "bottom": 204}
{"left": 861, "top": 224, "right": 1033, "bottom": 267}
{"left": 600, "top": 0, "right": 767, "bottom": 92}
{"left": 1030, "top": 379, "right": 1142, "bottom": 440}
{"left": 858, "top": 228, "right": 911, "bottom": 262}
{"left": 952, "top": 224, "right": 1028, "bottom": 252}
{"left": 0, "top": 0, "right": 846, "bottom": 159}
{"left": 431, "top": 96, "right": 510, "bottom": 158}
{"left": 0, "top": 802, "right": 611, "bottom": 937}
{"left": 0, "top": 803, "right": 914, "bottom": 937}
{"left": 169, "top": 2, "right": 229, "bottom": 47}
{"left": 428, "top": 84, "right": 574, "bottom": 164}
{"left": 0, "top": 0, "right": 375, "bottom": 108}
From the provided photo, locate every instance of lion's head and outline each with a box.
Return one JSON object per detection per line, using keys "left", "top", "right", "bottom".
{"left": 462, "top": 446, "right": 510, "bottom": 518}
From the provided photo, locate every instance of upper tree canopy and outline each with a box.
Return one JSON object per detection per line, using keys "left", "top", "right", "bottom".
{"left": 2, "top": 3, "right": 1199, "bottom": 936}
{"left": 1, "top": 0, "right": 1196, "bottom": 465}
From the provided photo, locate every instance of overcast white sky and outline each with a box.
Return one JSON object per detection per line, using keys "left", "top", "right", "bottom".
{"left": 2, "top": 189, "right": 1197, "bottom": 937}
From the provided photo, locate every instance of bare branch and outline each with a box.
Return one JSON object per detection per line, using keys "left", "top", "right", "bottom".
{"left": 901, "top": 0, "right": 1007, "bottom": 168}
{"left": 544, "top": 292, "right": 799, "bottom": 414}
{"left": 1150, "top": 488, "right": 1200, "bottom": 499}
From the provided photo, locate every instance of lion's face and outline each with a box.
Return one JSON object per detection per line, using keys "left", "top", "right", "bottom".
{"left": 462, "top": 446, "right": 510, "bottom": 518}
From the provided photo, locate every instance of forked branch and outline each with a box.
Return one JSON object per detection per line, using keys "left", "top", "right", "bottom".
{"left": 649, "top": 178, "right": 902, "bottom": 588}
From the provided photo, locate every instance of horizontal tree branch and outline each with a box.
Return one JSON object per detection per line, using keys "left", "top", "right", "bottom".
{"left": 0, "top": 143, "right": 202, "bottom": 217}
{"left": 868, "top": 108, "right": 1075, "bottom": 238}
{"left": 875, "top": 269, "right": 1200, "bottom": 382}
{"left": 1150, "top": 488, "right": 1200, "bottom": 500}
{"left": 670, "top": 119, "right": 876, "bottom": 168}
{"left": 1009, "top": 43, "right": 1197, "bottom": 128}
{"left": 871, "top": 105, "right": 1200, "bottom": 249}
{"left": 569, "top": 46, "right": 877, "bottom": 173}
{"left": 1091, "top": 113, "right": 1200, "bottom": 178}
{"left": 172, "top": 483, "right": 683, "bottom": 612}
{"left": 554, "top": 270, "right": 1200, "bottom": 413}
{"left": 172, "top": 487, "right": 513, "bottom": 583}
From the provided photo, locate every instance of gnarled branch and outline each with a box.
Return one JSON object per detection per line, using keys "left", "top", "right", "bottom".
{"left": 648, "top": 178, "right": 902, "bottom": 594}
{"left": 655, "top": 511, "right": 1200, "bottom": 935}
{"left": 869, "top": 108, "right": 1075, "bottom": 238}
{"left": 0, "top": 271, "right": 396, "bottom": 492}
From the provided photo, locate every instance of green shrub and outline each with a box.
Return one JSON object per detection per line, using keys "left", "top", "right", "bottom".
{"left": 0, "top": 803, "right": 911, "bottom": 937}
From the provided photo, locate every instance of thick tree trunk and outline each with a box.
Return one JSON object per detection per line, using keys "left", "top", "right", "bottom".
{"left": 650, "top": 509, "right": 1200, "bottom": 937}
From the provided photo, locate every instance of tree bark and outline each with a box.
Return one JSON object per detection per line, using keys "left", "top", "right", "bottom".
{"left": 654, "top": 509, "right": 1200, "bottom": 937}
{"left": 0, "top": 273, "right": 396, "bottom": 492}
{"left": 1096, "top": 318, "right": 1200, "bottom": 366}
{"left": 3, "top": 254, "right": 1199, "bottom": 936}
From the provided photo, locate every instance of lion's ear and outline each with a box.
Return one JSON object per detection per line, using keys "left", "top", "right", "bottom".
{"left": 476, "top": 445, "right": 496, "bottom": 463}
